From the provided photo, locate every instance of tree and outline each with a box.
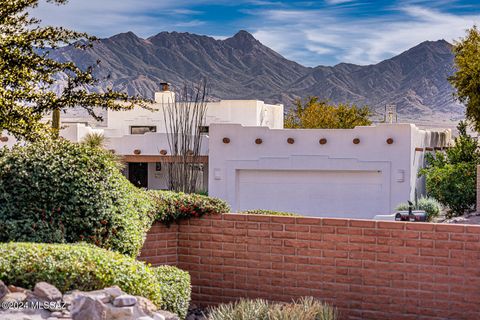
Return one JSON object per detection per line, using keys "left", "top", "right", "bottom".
{"left": 162, "top": 81, "right": 208, "bottom": 193}
{"left": 449, "top": 25, "right": 480, "bottom": 131}
{"left": 0, "top": 0, "right": 143, "bottom": 140}
{"left": 419, "top": 121, "right": 479, "bottom": 217}
{"left": 284, "top": 97, "right": 372, "bottom": 129}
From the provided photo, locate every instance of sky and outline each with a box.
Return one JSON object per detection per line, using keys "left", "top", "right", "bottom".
{"left": 34, "top": 0, "right": 480, "bottom": 66}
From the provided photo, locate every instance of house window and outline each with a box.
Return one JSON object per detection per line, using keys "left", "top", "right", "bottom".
{"left": 199, "top": 126, "right": 209, "bottom": 134}
{"left": 155, "top": 162, "right": 162, "bottom": 171}
{"left": 130, "top": 126, "right": 157, "bottom": 135}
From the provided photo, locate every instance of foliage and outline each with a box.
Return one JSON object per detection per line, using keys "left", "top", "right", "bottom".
{"left": 207, "top": 297, "right": 337, "bottom": 320}
{"left": 0, "top": 243, "right": 164, "bottom": 307}
{"left": 154, "top": 266, "right": 191, "bottom": 319}
{"left": 395, "top": 197, "right": 442, "bottom": 221}
{"left": 149, "top": 190, "right": 230, "bottom": 226}
{"left": 0, "top": 0, "right": 144, "bottom": 140}
{"left": 449, "top": 25, "right": 480, "bottom": 131}
{"left": 240, "top": 209, "right": 300, "bottom": 216}
{"left": 285, "top": 97, "right": 372, "bottom": 129}
{"left": 0, "top": 138, "right": 155, "bottom": 257}
{"left": 81, "top": 132, "right": 107, "bottom": 149}
{"left": 419, "top": 121, "right": 479, "bottom": 217}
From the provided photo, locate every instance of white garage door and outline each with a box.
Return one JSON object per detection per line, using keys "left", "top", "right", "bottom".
{"left": 237, "top": 169, "right": 386, "bottom": 219}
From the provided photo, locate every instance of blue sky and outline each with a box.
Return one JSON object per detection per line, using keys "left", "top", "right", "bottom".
{"left": 35, "top": 0, "right": 480, "bottom": 66}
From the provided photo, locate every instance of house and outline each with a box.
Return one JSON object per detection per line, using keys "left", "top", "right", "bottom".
{"left": 0, "top": 86, "right": 451, "bottom": 218}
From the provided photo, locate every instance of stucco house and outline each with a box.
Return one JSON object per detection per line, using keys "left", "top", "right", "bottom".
{"left": 0, "top": 87, "right": 451, "bottom": 218}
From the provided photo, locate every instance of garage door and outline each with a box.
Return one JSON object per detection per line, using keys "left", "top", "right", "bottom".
{"left": 237, "top": 169, "right": 385, "bottom": 219}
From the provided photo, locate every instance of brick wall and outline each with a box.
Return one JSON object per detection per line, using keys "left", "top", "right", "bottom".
{"left": 140, "top": 214, "right": 480, "bottom": 320}
{"left": 477, "top": 165, "right": 480, "bottom": 212}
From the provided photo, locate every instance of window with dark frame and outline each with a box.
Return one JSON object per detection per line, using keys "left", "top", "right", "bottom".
{"left": 130, "top": 126, "right": 157, "bottom": 135}
{"left": 199, "top": 126, "right": 209, "bottom": 134}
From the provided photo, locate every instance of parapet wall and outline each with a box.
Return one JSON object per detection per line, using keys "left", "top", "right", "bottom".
{"left": 139, "top": 214, "right": 480, "bottom": 320}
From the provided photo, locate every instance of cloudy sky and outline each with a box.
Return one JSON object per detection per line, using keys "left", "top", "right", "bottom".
{"left": 34, "top": 0, "right": 480, "bottom": 66}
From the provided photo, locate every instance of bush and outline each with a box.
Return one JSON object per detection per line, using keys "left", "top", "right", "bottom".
{"left": 0, "top": 139, "right": 155, "bottom": 257}
{"left": 395, "top": 197, "right": 442, "bottom": 221}
{"left": 419, "top": 121, "right": 479, "bottom": 217}
{"left": 154, "top": 266, "right": 191, "bottom": 319}
{"left": 0, "top": 243, "right": 164, "bottom": 306}
{"left": 150, "top": 190, "right": 230, "bottom": 226}
{"left": 240, "top": 209, "right": 300, "bottom": 217}
{"left": 424, "top": 162, "right": 476, "bottom": 217}
{"left": 207, "top": 297, "right": 337, "bottom": 320}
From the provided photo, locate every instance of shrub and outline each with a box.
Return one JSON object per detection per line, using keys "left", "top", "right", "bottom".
{"left": 395, "top": 197, "right": 442, "bottom": 221}
{"left": 419, "top": 121, "right": 479, "bottom": 217}
{"left": 0, "top": 139, "right": 154, "bottom": 257}
{"left": 0, "top": 243, "right": 164, "bottom": 306}
{"left": 207, "top": 297, "right": 337, "bottom": 320}
{"left": 240, "top": 209, "right": 300, "bottom": 217}
{"left": 154, "top": 266, "right": 191, "bottom": 319}
{"left": 149, "top": 190, "right": 230, "bottom": 225}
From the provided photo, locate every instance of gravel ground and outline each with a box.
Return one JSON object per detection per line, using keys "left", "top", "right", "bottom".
{"left": 442, "top": 212, "right": 480, "bottom": 224}
{"left": 186, "top": 304, "right": 209, "bottom": 320}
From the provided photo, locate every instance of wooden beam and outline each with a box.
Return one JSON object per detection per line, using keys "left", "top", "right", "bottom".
{"left": 122, "top": 155, "right": 209, "bottom": 164}
{"left": 415, "top": 147, "right": 424, "bottom": 152}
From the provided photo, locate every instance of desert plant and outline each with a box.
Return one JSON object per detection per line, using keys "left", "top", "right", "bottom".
{"left": 149, "top": 190, "right": 230, "bottom": 226}
{"left": 240, "top": 209, "right": 300, "bottom": 217}
{"left": 207, "top": 297, "right": 337, "bottom": 320}
{"left": 395, "top": 197, "right": 442, "bottom": 221}
{"left": 0, "top": 139, "right": 155, "bottom": 257}
{"left": 81, "top": 132, "right": 107, "bottom": 149}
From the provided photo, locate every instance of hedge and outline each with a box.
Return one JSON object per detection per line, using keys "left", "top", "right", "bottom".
{"left": 150, "top": 190, "right": 230, "bottom": 226}
{"left": 240, "top": 209, "right": 300, "bottom": 216}
{"left": 0, "top": 243, "right": 191, "bottom": 318}
{"left": 154, "top": 266, "right": 191, "bottom": 319}
{"left": 0, "top": 139, "right": 155, "bottom": 257}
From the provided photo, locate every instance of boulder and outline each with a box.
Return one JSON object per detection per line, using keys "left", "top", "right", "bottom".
{"left": 2, "top": 292, "right": 27, "bottom": 303}
{"left": 154, "top": 310, "right": 179, "bottom": 320}
{"left": 0, "top": 281, "right": 9, "bottom": 300}
{"left": 135, "top": 296, "right": 157, "bottom": 316}
{"left": 70, "top": 296, "right": 106, "bottom": 320}
{"left": 34, "top": 282, "right": 62, "bottom": 301}
{"left": 112, "top": 295, "right": 137, "bottom": 307}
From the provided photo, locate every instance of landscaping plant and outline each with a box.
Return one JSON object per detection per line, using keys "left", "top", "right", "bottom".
{"left": 419, "top": 121, "right": 478, "bottom": 217}
{"left": 240, "top": 209, "right": 300, "bottom": 217}
{"left": 0, "top": 139, "right": 155, "bottom": 257}
{"left": 207, "top": 297, "right": 337, "bottom": 320}
{"left": 395, "top": 197, "right": 442, "bottom": 221}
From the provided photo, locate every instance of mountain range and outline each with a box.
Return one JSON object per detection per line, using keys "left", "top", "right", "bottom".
{"left": 50, "top": 30, "right": 464, "bottom": 126}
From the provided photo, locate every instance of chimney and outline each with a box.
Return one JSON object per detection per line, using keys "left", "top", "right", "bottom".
{"left": 155, "top": 82, "right": 175, "bottom": 104}
{"left": 160, "top": 82, "right": 170, "bottom": 92}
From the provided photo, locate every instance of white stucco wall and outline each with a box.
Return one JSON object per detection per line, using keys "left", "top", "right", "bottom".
{"left": 208, "top": 123, "right": 450, "bottom": 219}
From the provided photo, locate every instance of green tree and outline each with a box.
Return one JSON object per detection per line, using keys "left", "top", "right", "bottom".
{"left": 285, "top": 97, "right": 372, "bottom": 129}
{"left": 0, "top": 0, "right": 143, "bottom": 140}
{"left": 449, "top": 25, "right": 480, "bottom": 131}
{"left": 419, "top": 121, "right": 479, "bottom": 217}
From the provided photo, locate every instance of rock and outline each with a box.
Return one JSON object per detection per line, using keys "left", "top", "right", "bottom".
{"left": 135, "top": 296, "right": 157, "bottom": 316}
{"left": 2, "top": 292, "right": 27, "bottom": 303}
{"left": 105, "top": 304, "right": 134, "bottom": 319}
{"left": 7, "top": 285, "right": 29, "bottom": 294}
{"left": 154, "top": 310, "right": 179, "bottom": 320}
{"left": 153, "top": 314, "right": 166, "bottom": 320}
{"left": 112, "top": 294, "right": 137, "bottom": 307}
{"left": 103, "top": 286, "right": 123, "bottom": 299}
{"left": 138, "top": 317, "right": 154, "bottom": 320}
{"left": 0, "top": 281, "right": 9, "bottom": 300}
{"left": 70, "top": 296, "right": 105, "bottom": 320}
{"left": 47, "top": 317, "right": 59, "bottom": 320}
{"left": 34, "top": 282, "right": 62, "bottom": 301}
{"left": 51, "top": 311, "right": 63, "bottom": 317}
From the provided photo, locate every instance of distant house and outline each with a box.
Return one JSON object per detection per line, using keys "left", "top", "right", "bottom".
{"left": 0, "top": 86, "right": 451, "bottom": 219}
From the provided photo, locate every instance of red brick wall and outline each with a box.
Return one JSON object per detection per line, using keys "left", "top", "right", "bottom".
{"left": 140, "top": 214, "right": 480, "bottom": 320}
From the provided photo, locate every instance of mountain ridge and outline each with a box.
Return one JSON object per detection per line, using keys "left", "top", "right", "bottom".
{"left": 50, "top": 30, "right": 464, "bottom": 124}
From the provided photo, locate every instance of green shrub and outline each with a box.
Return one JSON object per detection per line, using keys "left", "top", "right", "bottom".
{"left": 149, "top": 190, "right": 230, "bottom": 226}
{"left": 154, "top": 266, "right": 191, "bottom": 319}
{"left": 0, "top": 243, "right": 163, "bottom": 306}
{"left": 395, "top": 197, "right": 442, "bottom": 221}
{"left": 0, "top": 139, "right": 154, "bottom": 257}
{"left": 240, "top": 209, "right": 300, "bottom": 217}
{"left": 423, "top": 162, "right": 476, "bottom": 217}
{"left": 207, "top": 297, "right": 337, "bottom": 320}
{"left": 419, "top": 121, "right": 479, "bottom": 217}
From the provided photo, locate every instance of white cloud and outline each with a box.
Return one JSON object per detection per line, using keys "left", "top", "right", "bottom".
{"left": 250, "top": 5, "right": 480, "bottom": 66}
{"left": 325, "top": 0, "right": 355, "bottom": 4}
